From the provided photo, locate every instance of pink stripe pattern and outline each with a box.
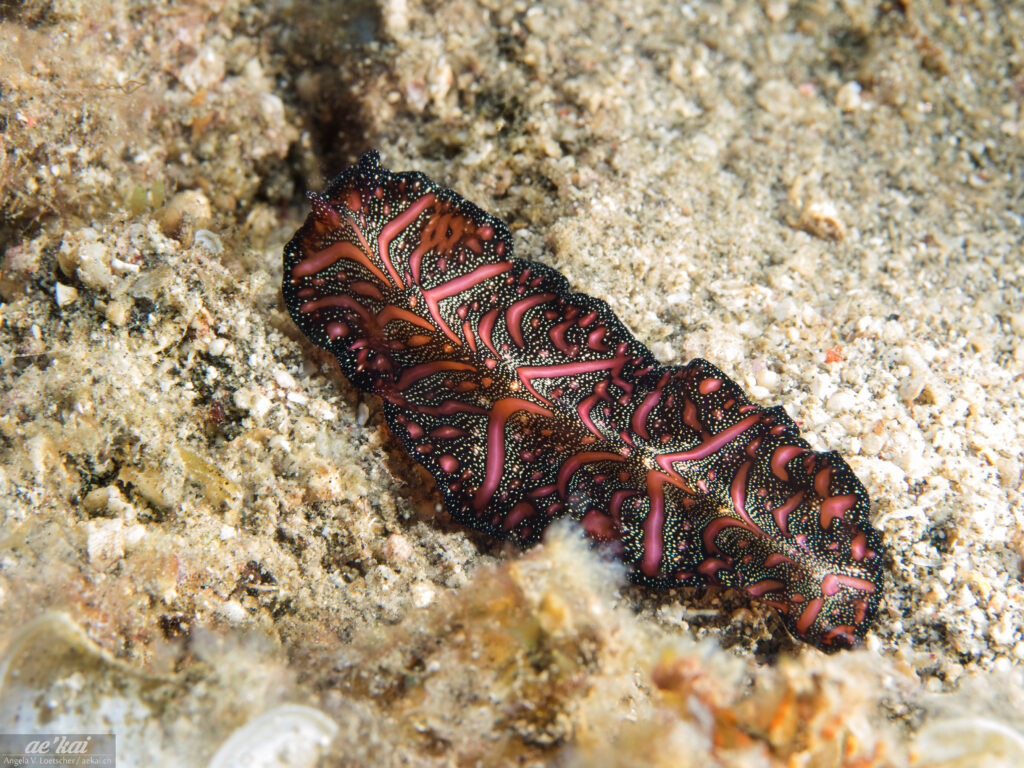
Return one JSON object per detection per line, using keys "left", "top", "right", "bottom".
{"left": 282, "top": 151, "right": 885, "bottom": 650}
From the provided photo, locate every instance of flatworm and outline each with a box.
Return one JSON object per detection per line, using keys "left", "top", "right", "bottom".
{"left": 282, "top": 151, "right": 885, "bottom": 650}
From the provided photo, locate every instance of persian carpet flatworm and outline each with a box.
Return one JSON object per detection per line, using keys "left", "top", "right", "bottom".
{"left": 282, "top": 150, "right": 885, "bottom": 650}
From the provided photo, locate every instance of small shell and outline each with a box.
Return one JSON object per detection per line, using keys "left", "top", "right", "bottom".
{"left": 207, "top": 705, "right": 338, "bottom": 768}
{"left": 912, "top": 717, "right": 1024, "bottom": 767}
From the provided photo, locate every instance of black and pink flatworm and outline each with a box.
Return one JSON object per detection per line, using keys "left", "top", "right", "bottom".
{"left": 282, "top": 151, "right": 885, "bottom": 650}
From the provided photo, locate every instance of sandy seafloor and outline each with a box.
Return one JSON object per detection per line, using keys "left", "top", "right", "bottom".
{"left": 1, "top": 0, "right": 1023, "bottom": 765}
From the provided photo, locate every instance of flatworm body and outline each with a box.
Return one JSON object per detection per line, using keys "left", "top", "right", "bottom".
{"left": 283, "top": 151, "right": 885, "bottom": 650}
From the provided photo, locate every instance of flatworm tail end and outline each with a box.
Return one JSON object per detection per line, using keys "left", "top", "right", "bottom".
{"left": 626, "top": 357, "right": 884, "bottom": 649}
{"left": 282, "top": 150, "right": 886, "bottom": 651}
